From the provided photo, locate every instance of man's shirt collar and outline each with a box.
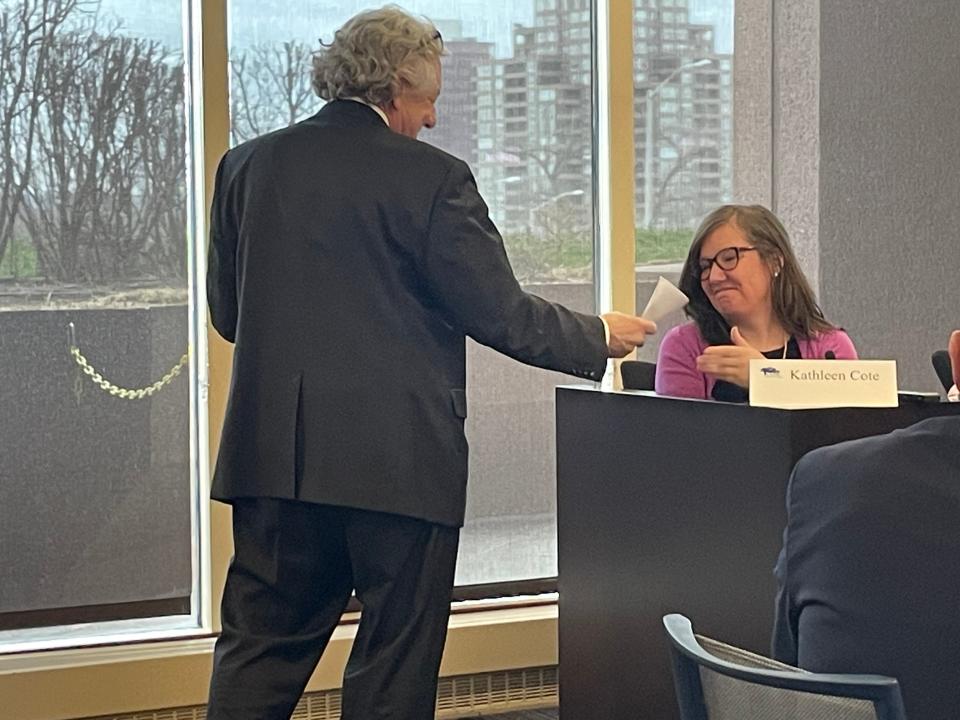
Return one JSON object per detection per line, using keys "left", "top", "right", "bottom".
{"left": 343, "top": 97, "right": 389, "bottom": 127}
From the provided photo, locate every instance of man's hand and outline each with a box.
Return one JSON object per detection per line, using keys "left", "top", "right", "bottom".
{"left": 601, "top": 312, "right": 657, "bottom": 357}
{"left": 696, "top": 326, "right": 764, "bottom": 388}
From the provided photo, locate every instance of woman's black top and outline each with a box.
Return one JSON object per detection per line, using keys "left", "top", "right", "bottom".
{"left": 711, "top": 336, "right": 801, "bottom": 403}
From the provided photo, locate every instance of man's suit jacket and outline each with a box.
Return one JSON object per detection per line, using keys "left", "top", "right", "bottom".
{"left": 772, "top": 416, "right": 960, "bottom": 719}
{"left": 207, "top": 100, "right": 608, "bottom": 528}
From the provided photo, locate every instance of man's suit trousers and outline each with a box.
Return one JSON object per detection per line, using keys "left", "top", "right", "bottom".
{"left": 207, "top": 497, "right": 460, "bottom": 720}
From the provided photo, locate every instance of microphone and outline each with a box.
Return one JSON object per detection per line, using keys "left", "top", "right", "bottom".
{"left": 825, "top": 350, "right": 836, "bottom": 360}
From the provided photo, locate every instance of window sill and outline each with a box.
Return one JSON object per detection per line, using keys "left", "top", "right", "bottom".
{"left": 0, "top": 595, "right": 559, "bottom": 720}
{"left": 0, "top": 593, "right": 556, "bottom": 673}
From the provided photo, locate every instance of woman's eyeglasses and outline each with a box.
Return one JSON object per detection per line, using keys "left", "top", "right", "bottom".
{"left": 698, "top": 246, "right": 758, "bottom": 279}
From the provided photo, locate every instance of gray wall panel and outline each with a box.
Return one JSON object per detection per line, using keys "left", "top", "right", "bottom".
{"left": 818, "top": 0, "right": 960, "bottom": 390}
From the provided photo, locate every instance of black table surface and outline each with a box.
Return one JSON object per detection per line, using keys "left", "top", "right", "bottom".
{"left": 556, "top": 387, "right": 960, "bottom": 720}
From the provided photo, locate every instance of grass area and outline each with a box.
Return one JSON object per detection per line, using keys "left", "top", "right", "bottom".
{"left": 503, "top": 226, "right": 694, "bottom": 282}
{"left": 0, "top": 236, "right": 39, "bottom": 279}
{"left": 635, "top": 227, "right": 692, "bottom": 264}
{"left": 505, "top": 226, "right": 694, "bottom": 281}
{"left": 0, "top": 227, "right": 692, "bottom": 285}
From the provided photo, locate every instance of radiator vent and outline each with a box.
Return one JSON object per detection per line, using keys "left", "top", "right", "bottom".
{"left": 83, "top": 665, "right": 558, "bottom": 720}
{"left": 436, "top": 665, "right": 558, "bottom": 716}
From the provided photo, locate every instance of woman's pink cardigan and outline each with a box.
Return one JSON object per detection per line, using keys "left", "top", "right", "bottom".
{"left": 654, "top": 322, "right": 858, "bottom": 399}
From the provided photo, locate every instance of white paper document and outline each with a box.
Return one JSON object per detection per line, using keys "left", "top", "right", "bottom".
{"left": 641, "top": 276, "right": 689, "bottom": 322}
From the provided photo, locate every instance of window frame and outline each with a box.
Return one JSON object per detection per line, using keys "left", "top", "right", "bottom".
{"left": 0, "top": 0, "right": 212, "bottom": 652}
{"left": 0, "top": 0, "right": 665, "bottom": 669}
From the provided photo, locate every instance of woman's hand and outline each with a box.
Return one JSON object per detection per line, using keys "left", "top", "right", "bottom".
{"left": 696, "top": 326, "right": 764, "bottom": 388}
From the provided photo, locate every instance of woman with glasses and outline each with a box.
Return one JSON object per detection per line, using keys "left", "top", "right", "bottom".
{"left": 655, "top": 204, "right": 857, "bottom": 401}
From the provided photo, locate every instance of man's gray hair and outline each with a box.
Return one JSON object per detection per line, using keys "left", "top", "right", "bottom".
{"left": 312, "top": 5, "right": 444, "bottom": 106}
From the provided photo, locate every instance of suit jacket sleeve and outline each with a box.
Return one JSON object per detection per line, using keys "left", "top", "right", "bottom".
{"left": 421, "top": 160, "right": 608, "bottom": 379}
{"left": 206, "top": 154, "right": 238, "bottom": 343}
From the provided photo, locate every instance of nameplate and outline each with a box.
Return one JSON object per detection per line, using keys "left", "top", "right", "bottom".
{"left": 749, "top": 359, "right": 898, "bottom": 409}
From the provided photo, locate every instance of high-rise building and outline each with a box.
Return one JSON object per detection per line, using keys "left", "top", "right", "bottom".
{"left": 634, "top": 1, "right": 732, "bottom": 229}
{"left": 471, "top": 0, "right": 732, "bottom": 233}
{"left": 428, "top": 35, "right": 495, "bottom": 168}
{"left": 474, "top": 0, "right": 593, "bottom": 233}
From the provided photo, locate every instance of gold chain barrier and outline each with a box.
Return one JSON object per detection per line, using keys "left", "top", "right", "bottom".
{"left": 68, "top": 321, "right": 190, "bottom": 400}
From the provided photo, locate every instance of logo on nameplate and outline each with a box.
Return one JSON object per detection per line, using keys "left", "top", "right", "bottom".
{"left": 749, "top": 359, "right": 898, "bottom": 409}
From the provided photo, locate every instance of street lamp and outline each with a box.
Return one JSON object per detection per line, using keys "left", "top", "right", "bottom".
{"left": 642, "top": 58, "right": 713, "bottom": 228}
{"left": 529, "top": 189, "right": 586, "bottom": 231}
{"left": 530, "top": 188, "right": 586, "bottom": 213}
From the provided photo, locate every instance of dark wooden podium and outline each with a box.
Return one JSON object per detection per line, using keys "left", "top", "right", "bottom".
{"left": 555, "top": 386, "right": 960, "bottom": 720}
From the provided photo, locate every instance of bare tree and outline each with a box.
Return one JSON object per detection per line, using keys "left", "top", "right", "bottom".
{"left": 506, "top": 194, "right": 590, "bottom": 284}
{"left": 0, "top": 0, "right": 89, "bottom": 271}
{"left": 504, "top": 87, "right": 590, "bottom": 201}
{"left": 230, "top": 41, "right": 315, "bottom": 144}
{"left": 20, "top": 23, "right": 186, "bottom": 282}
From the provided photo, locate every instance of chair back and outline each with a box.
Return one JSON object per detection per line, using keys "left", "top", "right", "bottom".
{"left": 621, "top": 360, "right": 657, "bottom": 390}
{"left": 931, "top": 350, "right": 953, "bottom": 392}
{"left": 663, "top": 614, "right": 908, "bottom": 720}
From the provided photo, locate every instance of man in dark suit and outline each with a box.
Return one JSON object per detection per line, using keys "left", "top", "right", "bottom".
{"left": 772, "top": 332, "right": 960, "bottom": 719}
{"left": 205, "top": 7, "right": 656, "bottom": 720}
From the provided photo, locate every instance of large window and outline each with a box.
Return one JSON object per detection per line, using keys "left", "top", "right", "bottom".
{"left": 448, "top": 1, "right": 595, "bottom": 588}
{"left": 0, "top": 0, "right": 740, "bottom": 655}
{"left": 225, "top": 0, "right": 596, "bottom": 589}
{"left": 0, "top": 0, "right": 204, "bottom": 649}
{"left": 632, "top": 0, "right": 733, "bottom": 363}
